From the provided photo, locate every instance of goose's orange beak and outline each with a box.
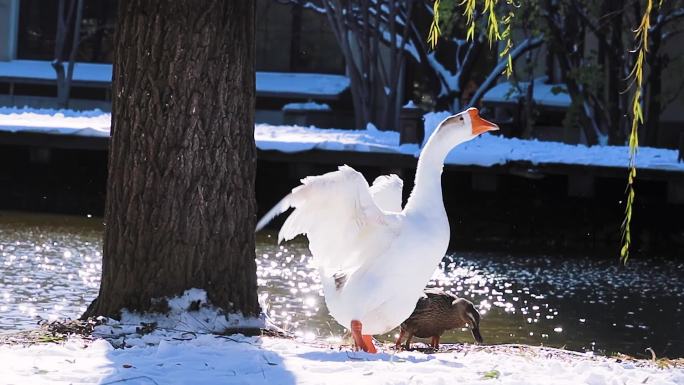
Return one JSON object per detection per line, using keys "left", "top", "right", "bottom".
{"left": 468, "top": 108, "right": 499, "bottom": 136}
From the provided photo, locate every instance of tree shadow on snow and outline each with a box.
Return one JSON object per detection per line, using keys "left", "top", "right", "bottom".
{"left": 298, "top": 348, "right": 464, "bottom": 368}
{"left": 97, "top": 334, "right": 297, "bottom": 385}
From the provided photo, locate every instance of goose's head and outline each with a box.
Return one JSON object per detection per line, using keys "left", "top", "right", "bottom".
{"left": 431, "top": 108, "right": 499, "bottom": 147}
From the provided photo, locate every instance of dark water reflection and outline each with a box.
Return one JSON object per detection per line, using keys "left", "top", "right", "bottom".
{"left": 0, "top": 212, "right": 102, "bottom": 330}
{"left": 1, "top": 212, "right": 682, "bottom": 358}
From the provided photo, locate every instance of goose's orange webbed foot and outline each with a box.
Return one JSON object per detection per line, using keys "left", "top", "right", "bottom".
{"left": 350, "top": 320, "right": 377, "bottom": 353}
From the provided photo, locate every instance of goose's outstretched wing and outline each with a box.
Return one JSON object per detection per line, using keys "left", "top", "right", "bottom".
{"left": 369, "top": 174, "right": 403, "bottom": 213}
{"left": 256, "top": 165, "right": 402, "bottom": 273}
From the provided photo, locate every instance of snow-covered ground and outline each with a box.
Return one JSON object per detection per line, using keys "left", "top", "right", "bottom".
{"left": 2, "top": 265, "right": 682, "bottom": 385}
{"left": 2, "top": 332, "right": 682, "bottom": 385}
{"left": 0, "top": 288, "right": 681, "bottom": 384}
{"left": 0, "top": 107, "right": 682, "bottom": 172}
{"left": 2, "top": 289, "right": 682, "bottom": 385}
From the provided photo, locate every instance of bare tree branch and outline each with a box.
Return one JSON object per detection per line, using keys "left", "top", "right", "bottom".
{"left": 467, "top": 36, "right": 544, "bottom": 108}
{"left": 651, "top": 7, "right": 684, "bottom": 34}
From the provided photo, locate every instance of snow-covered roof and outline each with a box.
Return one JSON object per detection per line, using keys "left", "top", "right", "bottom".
{"left": 0, "top": 60, "right": 112, "bottom": 84}
{"left": 482, "top": 77, "right": 572, "bottom": 108}
{"left": 282, "top": 102, "right": 332, "bottom": 111}
{"left": 0, "top": 107, "right": 681, "bottom": 173}
{"left": 256, "top": 72, "right": 349, "bottom": 98}
{"left": 0, "top": 60, "right": 350, "bottom": 97}
{"left": 0, "top": 107, "right": 111, "bottom": 137}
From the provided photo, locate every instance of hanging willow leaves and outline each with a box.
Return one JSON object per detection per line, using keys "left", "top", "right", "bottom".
{"left": 428, "top": 0, "right": 659, "bottom": 262}
{"left": 621, "top": 0, "right": 653, "bottom": 264}
{"left": 473, "top": 0, "right": 513, "bottom": 76}
{"left": 484, "top": 0, "right": 501, "bottom": 44}
{"left": 500, "top": 11, "right": 515, "bottom": 77}
{"left": 463, "top": 0, "right": 477, "bottom": 40}
{"left": 428, "top": 0, "right": 442, "bottom": 49}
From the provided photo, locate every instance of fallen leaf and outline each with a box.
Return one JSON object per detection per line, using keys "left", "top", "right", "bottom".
{"left": 483, "top": 369, "right": 500, "bottom": 380}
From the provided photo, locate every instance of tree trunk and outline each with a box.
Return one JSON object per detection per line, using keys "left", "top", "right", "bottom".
{"left": 84, "top": 0, "right": 260, "bottom": 319}
{"left": 52, "top": 0, "right": 75, "bottom": 108}
{"left": 289, "top": 3, "right": 302, "bottom": 71}
{"left": 62, "top": 0, "right": 84, "bottom": 109}
{"left": 645, "top": 35, "right": 663, "bottom": 147}
{"left": 541, "top": 0, "right": 603, "bottom": 145}
{"left": 606, "top": 0, "right": 625, "bottom": 145}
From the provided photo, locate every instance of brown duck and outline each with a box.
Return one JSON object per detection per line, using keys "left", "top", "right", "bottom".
{"left": 395, "top": 289, "right": 483, "bottom": 350}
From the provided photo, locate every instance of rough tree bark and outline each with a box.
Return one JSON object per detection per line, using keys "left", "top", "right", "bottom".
{"left": 83, "top": 0, "right": 260, "bottom": 319}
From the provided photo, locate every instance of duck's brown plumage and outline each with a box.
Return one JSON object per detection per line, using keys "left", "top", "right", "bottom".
{"left": 397, "top": 289, "right": 483, "bottom": 350}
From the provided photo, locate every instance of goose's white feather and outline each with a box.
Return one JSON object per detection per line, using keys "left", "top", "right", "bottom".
{"left": 276, "top": 166, "right": 401, "bottom": 273}
{"left": 369, "top": 174, "right": 403, "bottom": 212}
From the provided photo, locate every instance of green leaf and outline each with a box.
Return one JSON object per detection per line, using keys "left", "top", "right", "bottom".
{"left": 466, "top": 23, "right": 475, "bottom": 41}
{"left": 483, "top": 370, "right": 501, "bottom": 379}
{"left": 37, "top": 335, "right": 65, "bottom": 343}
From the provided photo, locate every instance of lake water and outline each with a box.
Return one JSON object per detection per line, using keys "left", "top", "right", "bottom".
{"left": 1, "top": 211, "right": 682, "bottom": 358}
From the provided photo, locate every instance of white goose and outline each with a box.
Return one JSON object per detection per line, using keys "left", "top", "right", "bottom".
{"left": 257, "top": 108, "right": 498, "bottom": 353}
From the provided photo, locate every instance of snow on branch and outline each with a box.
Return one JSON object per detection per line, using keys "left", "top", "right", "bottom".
{"left": 467, "top": 36, "right": 544, "bottom": 108}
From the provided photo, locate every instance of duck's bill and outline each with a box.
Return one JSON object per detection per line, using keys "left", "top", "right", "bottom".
{"left": 469, "top": 109, "right": 499, "bottom": 136}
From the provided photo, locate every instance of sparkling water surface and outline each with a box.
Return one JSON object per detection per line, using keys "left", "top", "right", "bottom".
{"left": 1, "top": 211, "right": 682, "bottom": 357}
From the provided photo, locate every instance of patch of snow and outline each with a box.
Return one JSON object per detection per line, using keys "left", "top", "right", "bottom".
{"left": 446, "top": 133, "right": 684, "bottom": 171}
{"left": 0, "top": 60, "right": 112, "bottom": 83}
{"left": 93, "top": 289, "right": 265, "bottom": 338}
{"left": 403, "top": 100, "right": 418, "bottom": 109}
{"left": 257, "top": 72, "right": 350, "bottom": 97}
{"left": 255, "top": 123, "right": 419, "bottom": 155}
{"left": 482, "top": 77, "right": 572, "bottom": 108}
{"left": 380, "top": 30, "right": 421, "bottom": 62}
{"left": 1, "top": 333, "right": 682, "bottom": 385}
{"left": 427, "top": 51, "right": 460, "bottom": 97}
{"left": 282, "top": 102, "right": 332, "bottom": 111}
{"left": 0, "top": 106, "right": 107, "bottom": 118}
{"left": 0, "top": 107, "right": 110, "bottom": 137}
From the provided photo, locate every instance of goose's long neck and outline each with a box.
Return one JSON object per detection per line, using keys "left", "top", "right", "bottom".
{"left": 404, "top": 137, "right": 455, "bottom": 214}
